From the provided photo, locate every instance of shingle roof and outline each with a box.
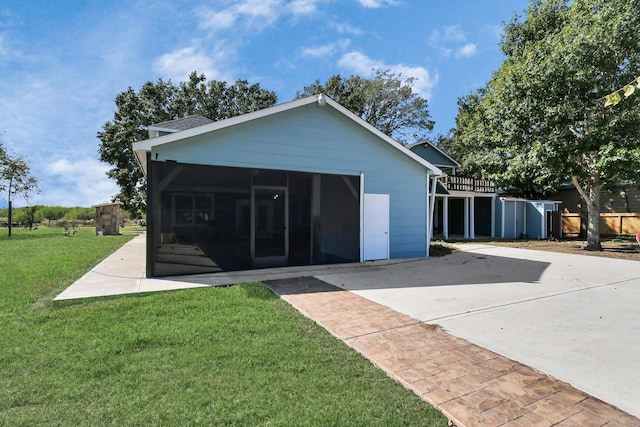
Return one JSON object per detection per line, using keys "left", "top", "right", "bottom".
{"left": 148, "top": 115, "right": 214, "bottom": 132}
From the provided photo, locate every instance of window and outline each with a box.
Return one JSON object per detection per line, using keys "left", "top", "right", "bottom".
{"left": 173, "top": 194, "right": 214, "bottom": 225}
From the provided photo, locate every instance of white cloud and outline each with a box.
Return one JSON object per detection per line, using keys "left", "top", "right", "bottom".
{"left": 429, "top": 25, "right": 477, "bottom": 59}
{"left": 337, "top": 51, "right": 438, "bottom": 98}
{"left": 42, "top": 158, "right": 119, "bottom": 207}
{"left": 456, "top": 43, "right": 477, "bottom": 58}
{"left": 337, "top": 51, "right": 382, "bottom": 75}
{"left": 196, "top": 8, "right": 238, "bottom": 30}
{"left": 301, "top": 39, "right": 350, "bottom": 58}
{"left": 197, "top": 0, "right": 324, "bottom": 34}
{"left": 235, "top": 0, "right": 282, "bottom": 24}
{"left": 329, "top": 21, "right": 363, "bottom": 36}
{"left": 357, "top": 0, "right": 398, "bottom": 7}
{"left": 442, "top": 26, "right": 466, "bottom": 42}
{"left": 287, "top": 0, "right": 325, "bottom": 15}
{"left": 153, "top": 45, "right": 233, "bottom": 82}
{"left": 169, "top": 0, "right": 332, "bottom": 85}
{"left": 197, "top": 1, "right": 281, "bottom": 32}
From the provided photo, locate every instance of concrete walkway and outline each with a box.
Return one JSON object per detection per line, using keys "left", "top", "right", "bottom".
{"left": 54, "top": 234, "right": 208, "bottom": 300}
{"left": 56, "top": 236, "right": 640, "bottom": 426}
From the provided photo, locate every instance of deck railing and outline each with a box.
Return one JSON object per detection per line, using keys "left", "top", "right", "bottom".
{"left": 444, "top": 175, "right": 495, "bottom": 193}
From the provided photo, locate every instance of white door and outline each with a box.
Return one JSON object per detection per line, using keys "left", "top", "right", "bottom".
{"left": 363, "top": 193, "right": 390, "bottom": 261}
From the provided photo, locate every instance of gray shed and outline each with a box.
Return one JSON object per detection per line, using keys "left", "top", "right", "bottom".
{"left": 495, "top": 198, "right": 561, "bottom": 239}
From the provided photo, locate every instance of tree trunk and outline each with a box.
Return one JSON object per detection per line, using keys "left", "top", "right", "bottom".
{"left": 7, "top": 200, "right": 11, "bottom": 237}
{"left": 572, "top": 176, "right": 602, "bottom": 251}
{"left": 585, "top": 189, "right": 602, "bottom": 251}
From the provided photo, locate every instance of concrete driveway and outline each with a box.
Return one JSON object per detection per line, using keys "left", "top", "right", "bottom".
{"left": 314, "top": 244, "right": 640, "bottom": 418}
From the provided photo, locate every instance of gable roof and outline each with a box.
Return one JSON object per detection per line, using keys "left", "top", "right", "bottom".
{"left": 408, "top": 140, "right": 460, "bottom": 170}
{"left": 147, "top": 115, "right": 214, "bottom": 133}
{"left": 133, "top": 95, "right": 443, "bottom": 177}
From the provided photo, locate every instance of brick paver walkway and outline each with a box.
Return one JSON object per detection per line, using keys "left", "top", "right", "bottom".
{"left": 266, "top": 277, "right": 639, "bottom": 427}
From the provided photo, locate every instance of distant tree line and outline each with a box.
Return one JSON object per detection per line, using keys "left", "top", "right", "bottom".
{"left": 0, "top": 206, "right": 134, "bottom": 228}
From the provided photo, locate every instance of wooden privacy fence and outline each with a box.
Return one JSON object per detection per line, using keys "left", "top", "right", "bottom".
{"left": 562, "top": 213, "right": 640, "bottom": 237}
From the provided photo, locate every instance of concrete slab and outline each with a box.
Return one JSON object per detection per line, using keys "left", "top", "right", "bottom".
{"left": 317, "top": 245, "right": 640, "bottom": 418}
{"left": 54, "top": 234, "right": 208, "bottom": 300}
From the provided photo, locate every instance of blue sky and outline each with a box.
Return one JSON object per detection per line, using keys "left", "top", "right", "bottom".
{"left": 0, "top": 0, "right": 530, "bottom": 208}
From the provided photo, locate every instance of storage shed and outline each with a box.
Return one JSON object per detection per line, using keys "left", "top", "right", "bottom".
{"left": 495, "top": 198, "right": 561, "bottom": 239}
{"left": 94, "top": 203, "right": 120, "bottom": 236}
{"left": 133, "top": 95, "right": 442, "bottom": 277}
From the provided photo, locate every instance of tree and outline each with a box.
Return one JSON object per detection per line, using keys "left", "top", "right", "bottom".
{"left": 19, "top": 204, "right": 39, "bottom": 230}
{"left": 449, "top": 0, "right": 640, "bottom": 250}
{"left": 296, "top": 70, "right": 435, "bottom": 143}
{"left": 603, "top": 76, "right": 640, "bottom": 106}
{"left": 0, "top": 142, "right": 40, "bottom": 236}
{"left": 98, "top": 72, "right": 278, "bottom": 216}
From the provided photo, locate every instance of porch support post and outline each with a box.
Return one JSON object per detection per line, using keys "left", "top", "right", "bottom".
{"left": 443, "top": 196, "right": 449, "bottom": 240}
{"left": 311, "top": 174, "right": 322, "bottom": 264}
{"left": 501, "top": 198, "right": 506, "bottom": 238}
{"left": 147, "top": 154, "right": 159, "bottom": 277}
{"left": 469, "top": 196, "right": 475, "bottom": 240}
{"left": 463, "top": 198, "right": 470, "bottom": 239}
{"left": 359, "top": 173, "right": 364, "bottom": 262}
{"left": 427, "top": 175, "right": 438, "bottom": 257}
{"left": 490, "top": 195, "right": 496, "bottom": 237}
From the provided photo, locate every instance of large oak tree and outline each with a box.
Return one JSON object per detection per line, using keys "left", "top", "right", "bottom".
{"left": 448, "top": 0, "right": 640, "bottom": 250}
{"left": 296, "top": 70, "right": 435, "bottom": 143}
{"left": 98, "top": 72, "right": 277, "bottom": 216}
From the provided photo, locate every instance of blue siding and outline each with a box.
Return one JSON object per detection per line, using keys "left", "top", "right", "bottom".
{"left": 410, "top": 143, "right": 458, "bottom": 169}
{"left": 526, "top": 203, "right": 543, "bottom": 238}
{"left": 515, "top": 202, "right": 525, "bottom": 237}
{"left": 154, "top": 103, "right": 429, "bottom": 258}
{"left": 503, "top": 201, "right": 516, "bottom": 238}
{"left": 495, "top": 199, "right": 503, "bottom": 237}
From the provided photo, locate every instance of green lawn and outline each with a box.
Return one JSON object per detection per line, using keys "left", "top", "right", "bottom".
{"left": 0, "top": 227, "right": 447, "bottom": 426}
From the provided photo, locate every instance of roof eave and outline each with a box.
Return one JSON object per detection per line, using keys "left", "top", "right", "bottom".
{"left": 146, "top": 126, "right": 179, "bottom": 133}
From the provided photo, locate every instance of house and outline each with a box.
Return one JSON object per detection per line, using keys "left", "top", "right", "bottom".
{"left": 410, "top": 141, "right": 562, "bottom": 240}
{"left": 133, "top": 95, "right": 442, "bottom": 277}
{"left": 409, "top": 141, "right": 497, "bottom": 240}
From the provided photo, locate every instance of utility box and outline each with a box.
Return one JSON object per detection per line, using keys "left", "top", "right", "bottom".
{"left": 94, "top": 203, "right": 120, "bottom": 235}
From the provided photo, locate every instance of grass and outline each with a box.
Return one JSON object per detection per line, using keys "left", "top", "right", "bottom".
{"left": 0, "top": 227, "right": 447, "bottom": 426}
{"left": 429, "top": 240, "right": 457, "bottom": 257}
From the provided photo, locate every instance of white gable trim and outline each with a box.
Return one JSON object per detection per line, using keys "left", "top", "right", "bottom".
{"left": 146, "top": 125, "right": 180, "bottom": 133}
